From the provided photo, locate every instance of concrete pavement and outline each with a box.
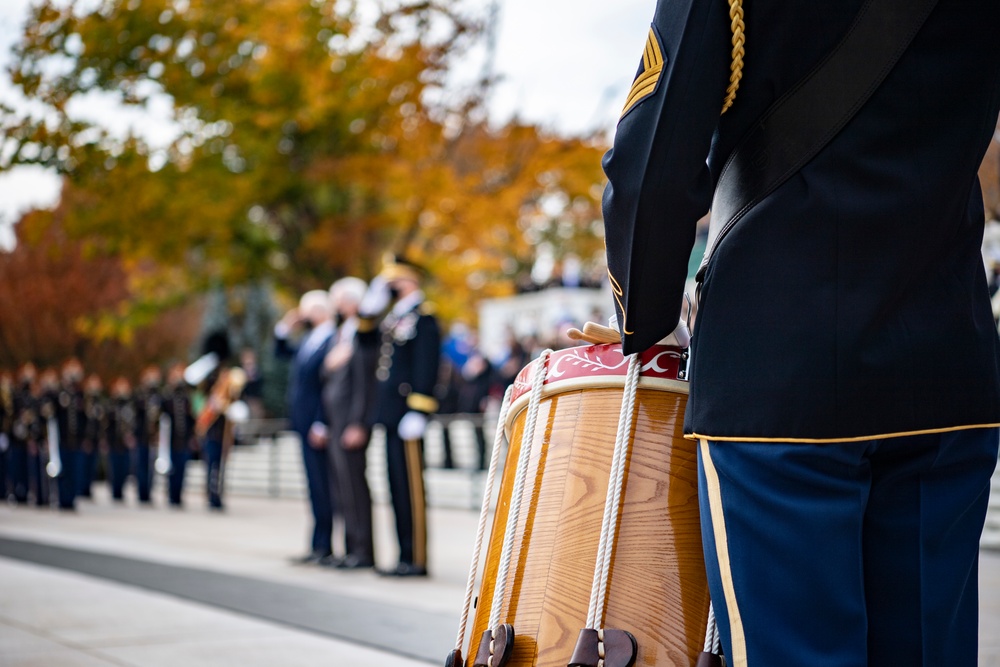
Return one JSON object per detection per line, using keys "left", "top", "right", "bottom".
{"left": 0, "top": 556, "right": 434, "bottom": 667}
{"left": 1, "top": 482, "right": 1000, "bottom": 665}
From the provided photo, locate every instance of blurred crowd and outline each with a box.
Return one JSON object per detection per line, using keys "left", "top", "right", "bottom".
{"left": 0, "top": 257, "right": 598, "bottom": 579}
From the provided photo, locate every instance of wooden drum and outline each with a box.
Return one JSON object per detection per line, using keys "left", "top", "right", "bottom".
{"left": 464, "top": 343, "right": 711, "bottom": 667}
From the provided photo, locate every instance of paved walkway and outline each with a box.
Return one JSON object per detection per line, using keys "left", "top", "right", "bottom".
{"left": 1, "top": 483, "right": 1000, "bottom": 665}
{"left": 0, "top": 557, "right": 433, "bottom": 667}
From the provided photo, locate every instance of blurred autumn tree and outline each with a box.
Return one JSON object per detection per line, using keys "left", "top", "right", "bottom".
{"left": 2, "top": 0, "right": 609, "bottom": 331}
{"left": 0, "top": 206, "right": 201, "bottom": 376}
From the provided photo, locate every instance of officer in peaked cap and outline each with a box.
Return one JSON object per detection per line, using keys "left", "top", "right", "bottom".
{"left": 602, "top": 0, "right": 1000, "bottom": 664}
{"left": 358, "top": 254, "right": 440, "bottom": 577}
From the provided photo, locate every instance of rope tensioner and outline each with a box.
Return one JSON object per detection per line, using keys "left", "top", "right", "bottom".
{"left": 471, "top": 350, "right": 552, "bottom": 667}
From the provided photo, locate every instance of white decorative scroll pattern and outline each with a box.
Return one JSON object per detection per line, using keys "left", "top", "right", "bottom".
{"left": 549, "top": 347, "right": 629, "bottom": 379}
{"left": 508, "top": 344, "right": 686, "bottom": 405}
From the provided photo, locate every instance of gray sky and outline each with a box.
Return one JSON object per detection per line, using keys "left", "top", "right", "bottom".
{"left": 0, "top": 0, "right": 653, "bottom": 244}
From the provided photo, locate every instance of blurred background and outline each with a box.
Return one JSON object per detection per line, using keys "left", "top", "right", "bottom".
{"left": 0, "top": 0, "right": 657, "bottom": 393}
{"left": 4, "top": 2, "right": 1000, "bottom": 666}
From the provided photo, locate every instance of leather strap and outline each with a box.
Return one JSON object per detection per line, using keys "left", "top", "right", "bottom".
{"left": 697, "top": 0, "right": 939, "bottom": 284}
{"left": 568, "top": 628, "right": 638, "bottom": 667}
{"left": 473, "top": 624, "right": 514, "bottom": 667}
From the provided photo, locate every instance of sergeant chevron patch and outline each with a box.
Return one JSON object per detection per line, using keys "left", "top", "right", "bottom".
{"left": 621, "top": 27, "right": 665, "bottom": 119}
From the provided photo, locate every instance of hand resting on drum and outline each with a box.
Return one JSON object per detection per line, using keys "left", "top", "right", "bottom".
{"left": 603, "top": 313, "right": 691, "bottom": 348}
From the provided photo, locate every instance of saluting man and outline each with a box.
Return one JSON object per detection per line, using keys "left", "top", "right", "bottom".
{"left": 275, "top": 291, "right": 338, "bottom": 563}
{"left": 603, "top": 1, "right": 1000, "bottom": 664}
{"left": 359, "top": 256, "right": 441, "bottom": 577}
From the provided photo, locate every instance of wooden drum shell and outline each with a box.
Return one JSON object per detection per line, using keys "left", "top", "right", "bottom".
{"left": 467, "top": 348, "right": 710, "bottom": 667}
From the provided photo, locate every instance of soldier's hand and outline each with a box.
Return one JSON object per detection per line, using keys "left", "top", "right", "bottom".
{"left": 279, "top": 307, "right": 304, "bottom": 329}
{"left": 359, "top": 275, "right": 391, "bottom": 317}
{"left": 341, "top": 424, "right": 369, "bottom": 450}
{"left": 398, "top": 411, "right": 427, "bottom": 440}
{"left": 657, "top": 319, "right": 691, "bottom": 348}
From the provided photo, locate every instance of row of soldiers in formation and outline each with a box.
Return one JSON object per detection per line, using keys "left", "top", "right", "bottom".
{"left": 0, "top": 357, "right": 216, "bottom": 511}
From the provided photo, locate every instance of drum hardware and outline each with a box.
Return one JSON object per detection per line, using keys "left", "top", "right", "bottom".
{"left": 679, "top": 294, "right": 693, "bottom": 381}
{"left": 695, "top": 603, "right": 725, "bottom": 667}
{"left": 568, "top": 628, "right": 636, "bottom": 667}
{"left": 569, "top": 354, "right": 641, "bottom": 667}
{"left": 448, "top": 385, "right": 516, "bottom": 667}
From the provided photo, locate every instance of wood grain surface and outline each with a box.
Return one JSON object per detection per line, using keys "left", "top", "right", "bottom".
{"left": 467, "top": 387, "right": 711, "bottom": 666}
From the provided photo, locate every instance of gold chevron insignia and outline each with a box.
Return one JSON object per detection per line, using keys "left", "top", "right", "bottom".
{"left": 621, "top": 27, "right": 665, "bottom": 118}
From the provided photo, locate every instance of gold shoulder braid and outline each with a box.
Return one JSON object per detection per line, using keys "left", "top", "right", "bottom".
{"left": 721, "top": 0, "right": 745, "bottom": 114}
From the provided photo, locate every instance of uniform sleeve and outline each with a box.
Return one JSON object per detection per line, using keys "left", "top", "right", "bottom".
{"left": 406, "top": 314, "right": 441, "bottom": 414}
{"left": 603, "top": 0, "right": 730, "bottom": 354}
{"left": 273, "top": 331, "right": 296, "bottom": 360}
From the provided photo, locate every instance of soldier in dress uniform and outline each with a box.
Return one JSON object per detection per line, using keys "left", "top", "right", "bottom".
{"left": 132, "top": 366, "right": 162, "bottom": 504}
{"left": 7, "top": 364, "right": 36, "bottom": 504}
{"left": 189, "top": 331, "right": 246, "bottom": 511}
{"left": 1, "top": 371, "right": 14, "bottom": 501}
{"left": 33, "top": 368, "right": 58, "bottom": 507}
{"left": 602, "top": 0, "right": 1000, "bottom": 663}
{"left": 358, "top": 255, "right": 441, "bottom": 577}
{"left": 52, "top": 359, "right": 86, "bottom": 510}
{"left": 77, "top": 373, "right": 106, "bottom": 500}
{"left": 106, "top": 377, "right": 136, "bottom": 502}
{"left": 162, "top": 364, "right": 196, "bottom": 507}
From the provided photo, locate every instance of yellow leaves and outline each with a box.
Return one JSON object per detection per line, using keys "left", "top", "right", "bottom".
{"left": 7, "top": 0, "right": 610, "bottom": 333}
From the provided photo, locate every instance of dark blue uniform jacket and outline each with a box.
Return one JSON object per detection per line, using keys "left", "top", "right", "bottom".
{"left": 364, "top": 301, "right": 441, "bottom": 429}
{"left": 604, "top": 0, "right": 1000, "bottom": 440}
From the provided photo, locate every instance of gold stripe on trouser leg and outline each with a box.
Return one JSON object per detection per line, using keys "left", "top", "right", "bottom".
{"left": 404, "top": 438, "right": 427, "bottom": 567}
{"left": 700, "top": 439, "right": 748, "bottom": 667}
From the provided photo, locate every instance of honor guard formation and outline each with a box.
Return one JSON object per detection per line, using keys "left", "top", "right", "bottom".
{"left": 0, "top": 254, "right": 582, "bottom": 582}
{"left": 0, "top": 339, "right": 244, "bottom": 513}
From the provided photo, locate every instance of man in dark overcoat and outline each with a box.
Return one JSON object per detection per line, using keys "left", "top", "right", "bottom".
{"left": 320, "top": 277, "right": 377, "bottom": 569}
